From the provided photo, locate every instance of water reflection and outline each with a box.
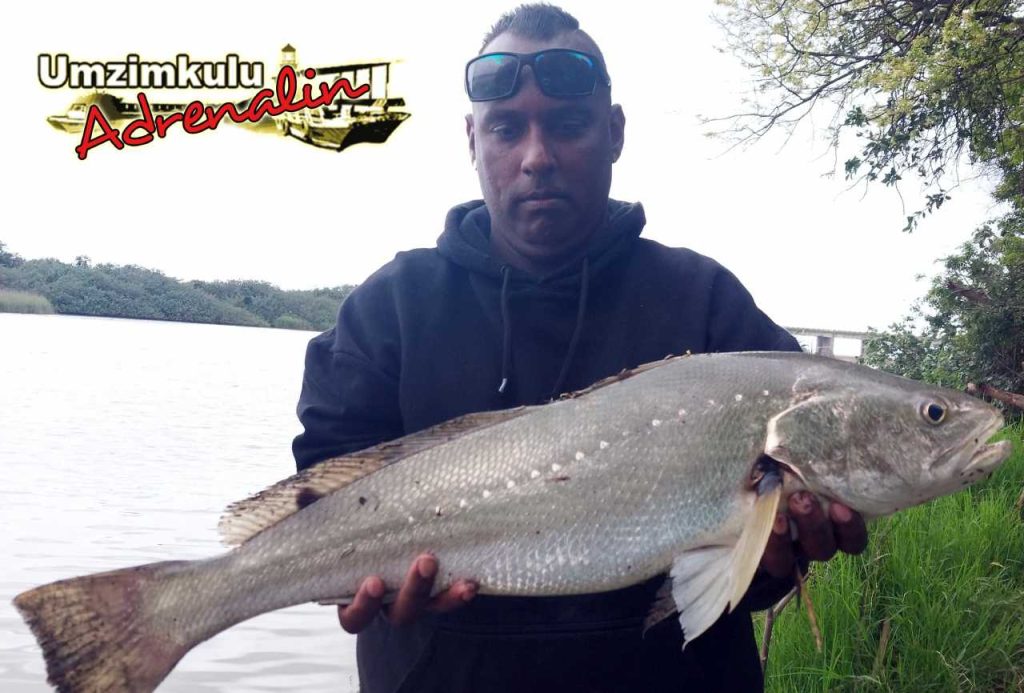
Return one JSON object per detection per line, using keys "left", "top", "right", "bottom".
{"left": 0, "top": 314, "right": 357, "bottom": 692}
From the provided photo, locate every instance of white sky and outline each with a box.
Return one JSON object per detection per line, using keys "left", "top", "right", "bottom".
{"left": 1, "top": 0, "right": 1005, "bottom": 332}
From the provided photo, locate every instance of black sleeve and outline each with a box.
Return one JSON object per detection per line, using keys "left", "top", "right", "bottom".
{"left": 291, "top": 279, "right": 404, "bottom": 472}
{"left": 705, "top": 266, "right": 802, "bottom": 354}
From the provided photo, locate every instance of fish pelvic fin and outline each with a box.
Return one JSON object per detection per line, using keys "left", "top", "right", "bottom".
{"left": 220, "top": 407, "right": 531, "bottom": 546}
{"left": 668, "top": 469, "right": 782, "bottom": 647}
{"left": 14, "top": 561, "right": 194, "bottom": 693}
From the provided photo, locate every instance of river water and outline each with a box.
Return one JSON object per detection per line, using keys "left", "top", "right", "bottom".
{"left": 0, "top": 313, "right": 359, "bottom": 692}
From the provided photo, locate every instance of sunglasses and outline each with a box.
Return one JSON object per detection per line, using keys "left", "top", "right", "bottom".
{"left": 465, "top": 49, "right": 610, "bottom": 102}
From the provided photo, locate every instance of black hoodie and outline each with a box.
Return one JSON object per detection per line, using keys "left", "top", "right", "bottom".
{"left": 293, "top": 200, "right": 801, "bottom": 693}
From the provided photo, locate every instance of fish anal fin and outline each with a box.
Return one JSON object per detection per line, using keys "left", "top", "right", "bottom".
{"left": 670, "top": 475, "right": 783, "bottom": 646}
{"left": 219, "top": 407, "right": 530, "bottom": 546}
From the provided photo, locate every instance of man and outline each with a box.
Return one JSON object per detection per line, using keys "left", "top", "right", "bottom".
{"left": 293, "top": 5, "right": 866, "bottom": 691}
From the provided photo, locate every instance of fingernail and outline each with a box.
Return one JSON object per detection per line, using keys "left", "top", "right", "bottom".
{"left": 461, "top": 582, "right": 477, "bottom": 601}
{"left": 365, "top": 578, "right": 384, "bottom": 599}
{"left": 791, "top": 492, "right": 815, "bottom": 515}
{"left": 831, "top": 503, "right": 853, "bottom": 522}
{"left": 773, "top": 513, "right": 788, "bottom": 534}
{"left": 417, "top": 556, "right": 438, "bottom": 579}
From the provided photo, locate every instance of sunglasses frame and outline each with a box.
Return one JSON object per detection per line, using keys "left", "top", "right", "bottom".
{"left": 465, "top": 49, "right": 611, "bottom": 102}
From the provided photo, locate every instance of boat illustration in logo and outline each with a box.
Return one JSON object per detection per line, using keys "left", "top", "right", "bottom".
{"left": 46, "top": 44, "right": 410, "bottom": 153}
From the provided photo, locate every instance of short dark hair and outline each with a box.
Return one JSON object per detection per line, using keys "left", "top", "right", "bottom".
{"left": 479, "top": 4, "right": 610, "bottom": 83}
{"left": 480, "top": 4, "right": 581, "bottom": 50}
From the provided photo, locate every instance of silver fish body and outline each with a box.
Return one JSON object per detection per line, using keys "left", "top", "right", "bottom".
{"left": 14, "top": 352, "right": 1013, "bottom": 692}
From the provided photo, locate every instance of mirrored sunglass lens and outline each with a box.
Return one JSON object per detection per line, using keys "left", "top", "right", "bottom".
{"left": 468, "top": 54, "right": 520, "bottom": 99}
{"left": 535, "top": 52, "right": 597, "bottom": 95}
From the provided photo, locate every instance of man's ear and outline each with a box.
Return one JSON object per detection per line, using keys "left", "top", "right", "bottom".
{"left": 609, "top": 104, "right": 625, "bottom": 163}
{"left": 466, "top": 113, "right": 476, "bottom": 167}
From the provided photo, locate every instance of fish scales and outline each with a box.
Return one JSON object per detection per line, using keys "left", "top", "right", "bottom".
{"left": 13, "top": 352, "right": 1013, "bottom": 693}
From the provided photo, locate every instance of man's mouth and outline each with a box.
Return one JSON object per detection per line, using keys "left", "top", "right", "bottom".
{"left": 519, "top": 190, "right": 567, "bottom": 202}
{"left": 518, "top": 191, "right": 569, "bottom": 210}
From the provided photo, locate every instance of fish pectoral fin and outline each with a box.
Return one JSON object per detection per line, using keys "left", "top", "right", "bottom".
{"left": 670, "top": 477, "right": 782, "bottom": 646}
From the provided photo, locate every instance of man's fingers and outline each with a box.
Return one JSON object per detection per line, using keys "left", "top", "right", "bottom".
{"left": 426, "top": 580, "right": 478, "bottom": 614}
{"left": 338, "top": 576, "right": 385, "bottom": 634}
{"left": 789, "top": 491, "right": 837, "bottom": 561}
{"left": 389, "top": 554, "right": 438, "bottom": 626}
{"left": 830, "top": 501, "right": 868, "bottom": 555}
{"left": 760, "top": 512, "right": 795, "bottom": 579}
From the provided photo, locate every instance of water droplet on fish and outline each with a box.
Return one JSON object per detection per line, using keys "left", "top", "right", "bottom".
{"left": 762, "top": 390, "right": 770, "bottom": 396}
{"left": 551, "top": 463, "right": 562, "bottom": 472}
{"left": 651, "top": 419, "right": 662, "bottom": 427}
{"left": 575, "top": 451, "right": 585, "bottom": 461}
{"left": 482, "top": 489, "right": 492, "bottom": 499}
{"left": 734, "top": 394, "right": 743, "bottom": 402}
{"left": 506, "top": 480, "right": 515, "bottom": 489}
{"left": 530, "top": 469, "right": 541, "bottom": 479}
{"left": 459, "top": 498, "right": 469, "bottom": 508}
{"left": 599, "top": 440, "right": 609, "bottom": 449}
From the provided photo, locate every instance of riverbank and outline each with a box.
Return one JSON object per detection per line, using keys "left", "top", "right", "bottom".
{"left": 761, "top": 423, "right": 1024, "bottom": 692}
{"left": 0, "top": 246, "right": 351, "bottom": 331}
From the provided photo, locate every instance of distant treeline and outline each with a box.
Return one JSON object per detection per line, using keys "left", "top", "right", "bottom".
{"left": 0, "top": 242, "right": 353, "bottom": 331}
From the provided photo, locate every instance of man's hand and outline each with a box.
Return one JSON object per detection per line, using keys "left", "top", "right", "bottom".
{"left": 760, "top": 492, "right": 868, "bottom": 579}
{"left": 338, "top": 553, "right": 478, "bottom": 634}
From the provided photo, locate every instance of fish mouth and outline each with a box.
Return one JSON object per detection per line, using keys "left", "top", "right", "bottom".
{"left": 955, "top": 418, "right": 1012, "bottom": 477}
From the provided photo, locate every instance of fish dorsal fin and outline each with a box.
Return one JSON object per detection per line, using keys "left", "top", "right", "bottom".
{"left": 218, "top": 407, "right": 530, "bottom": 546}
{"left": 559, "top": 354, "right": 687, "bottom": 400}
{"left": 657, "top": 473, "right": 782, "bottom": 645}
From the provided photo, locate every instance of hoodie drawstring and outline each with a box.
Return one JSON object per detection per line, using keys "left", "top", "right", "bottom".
{"left": 550, "top": 256, "right": 590, "bottom": 399}
{"left": 498, "top": 265, "right": 512, "bottom": 394}
{"left": 496, "top": 257, "right": 591, "bottom": 399}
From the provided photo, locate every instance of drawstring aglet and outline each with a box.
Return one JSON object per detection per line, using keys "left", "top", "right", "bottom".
{"left": 498, "top": 377, "right": 508, "bottom": 394}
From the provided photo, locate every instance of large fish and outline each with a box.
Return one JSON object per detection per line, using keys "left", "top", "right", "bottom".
{"left": 14, "top": 352, "right": 1013, "bottom": 692}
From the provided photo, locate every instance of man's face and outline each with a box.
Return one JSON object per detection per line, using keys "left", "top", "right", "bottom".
{"left": 466, "top": 32, "right": 625, "bottom": 272}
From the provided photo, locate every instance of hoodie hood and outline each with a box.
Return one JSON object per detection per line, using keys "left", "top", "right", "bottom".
{"left": 434, "top": 199, "right": 647, "bottom": 400}
{"left": 436, "top": 199, "right": 646, "bottom": 287}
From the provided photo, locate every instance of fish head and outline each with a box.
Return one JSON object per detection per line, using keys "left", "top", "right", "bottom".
{"left": 764, "top": 371, "right": 1013, "bottom": 518}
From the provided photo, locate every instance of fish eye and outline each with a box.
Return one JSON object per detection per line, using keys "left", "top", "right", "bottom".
{"left": 921, "top": 401, "right": 947, "bottom": 425}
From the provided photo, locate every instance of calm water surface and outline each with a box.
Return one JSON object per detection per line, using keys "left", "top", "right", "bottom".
{"left": 0, "top": 314, "right": 359, "bottom": 692}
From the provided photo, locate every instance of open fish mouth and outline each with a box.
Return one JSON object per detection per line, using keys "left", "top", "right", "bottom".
{"left": 960, "top": 419, "right": 1013, "bottom": 476}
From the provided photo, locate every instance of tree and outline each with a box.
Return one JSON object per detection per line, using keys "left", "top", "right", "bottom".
{"left": 714, "top": 0, "right": 1024, "bottom": 230}
{"left": 862, "top": 212, "right": 1024, "bottom": 411}
{"left": 0, "top": 241, "right": 24, "bottom": 268}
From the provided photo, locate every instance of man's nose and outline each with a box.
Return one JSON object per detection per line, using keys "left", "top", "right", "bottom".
{"left": 520, "top": 125, "right": 555, "bottom": 176}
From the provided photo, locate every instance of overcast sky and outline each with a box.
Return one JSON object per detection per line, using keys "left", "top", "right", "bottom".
{"left": 2, "top": 0, "right": 1005, "bottom": 333}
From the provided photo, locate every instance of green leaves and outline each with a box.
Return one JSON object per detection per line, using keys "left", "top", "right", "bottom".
{"left": 863, "top": 212, "right": 1024, "bottom": 411}
{"left": 714, "top": 0, "right": 1024, "bottom": 229}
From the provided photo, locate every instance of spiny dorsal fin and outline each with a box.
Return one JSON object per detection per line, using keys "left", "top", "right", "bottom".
{"left": 218, "top": 407, "right": 529, "bottom": 546}
{"left": 558, "top": 353, "right": 688, "bottom": 400}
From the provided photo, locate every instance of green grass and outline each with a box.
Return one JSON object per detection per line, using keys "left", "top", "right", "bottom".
{"left": 760, "top": 423, "right": 1024, "bottom": 693}
{"left": 0, "top": 288, "right": 54, "bottom": 314}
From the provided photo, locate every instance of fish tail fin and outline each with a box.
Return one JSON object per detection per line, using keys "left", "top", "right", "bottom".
{"left": 14, "top": 560, "right": 196, "bottom": 693}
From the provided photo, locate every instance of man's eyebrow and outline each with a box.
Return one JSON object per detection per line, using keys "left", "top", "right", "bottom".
{"left": 479, "top": 106, "right": 522, "bottom": 124}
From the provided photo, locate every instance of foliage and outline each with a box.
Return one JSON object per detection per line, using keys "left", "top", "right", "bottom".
{"left": 715, "top": 0, "right": 1024, "bottom": 230}
{"left": 862, "top": 212, "right": 1024, "bottom": 401}
{"left": 759, "top": 423, "right": 1024, "bottom": 692}
{"left": 0, "top": 246, "right": 354, "bottom": 331}
{"left": 0, "top": 241, "right": 25, "bottom": 268}
{"left": 0, "top": 289, "right": 54, "bottom": 314}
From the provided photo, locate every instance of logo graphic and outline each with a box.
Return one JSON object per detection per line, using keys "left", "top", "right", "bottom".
{"left": 41, "top": 45, "right": 411, "bottom": 159}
